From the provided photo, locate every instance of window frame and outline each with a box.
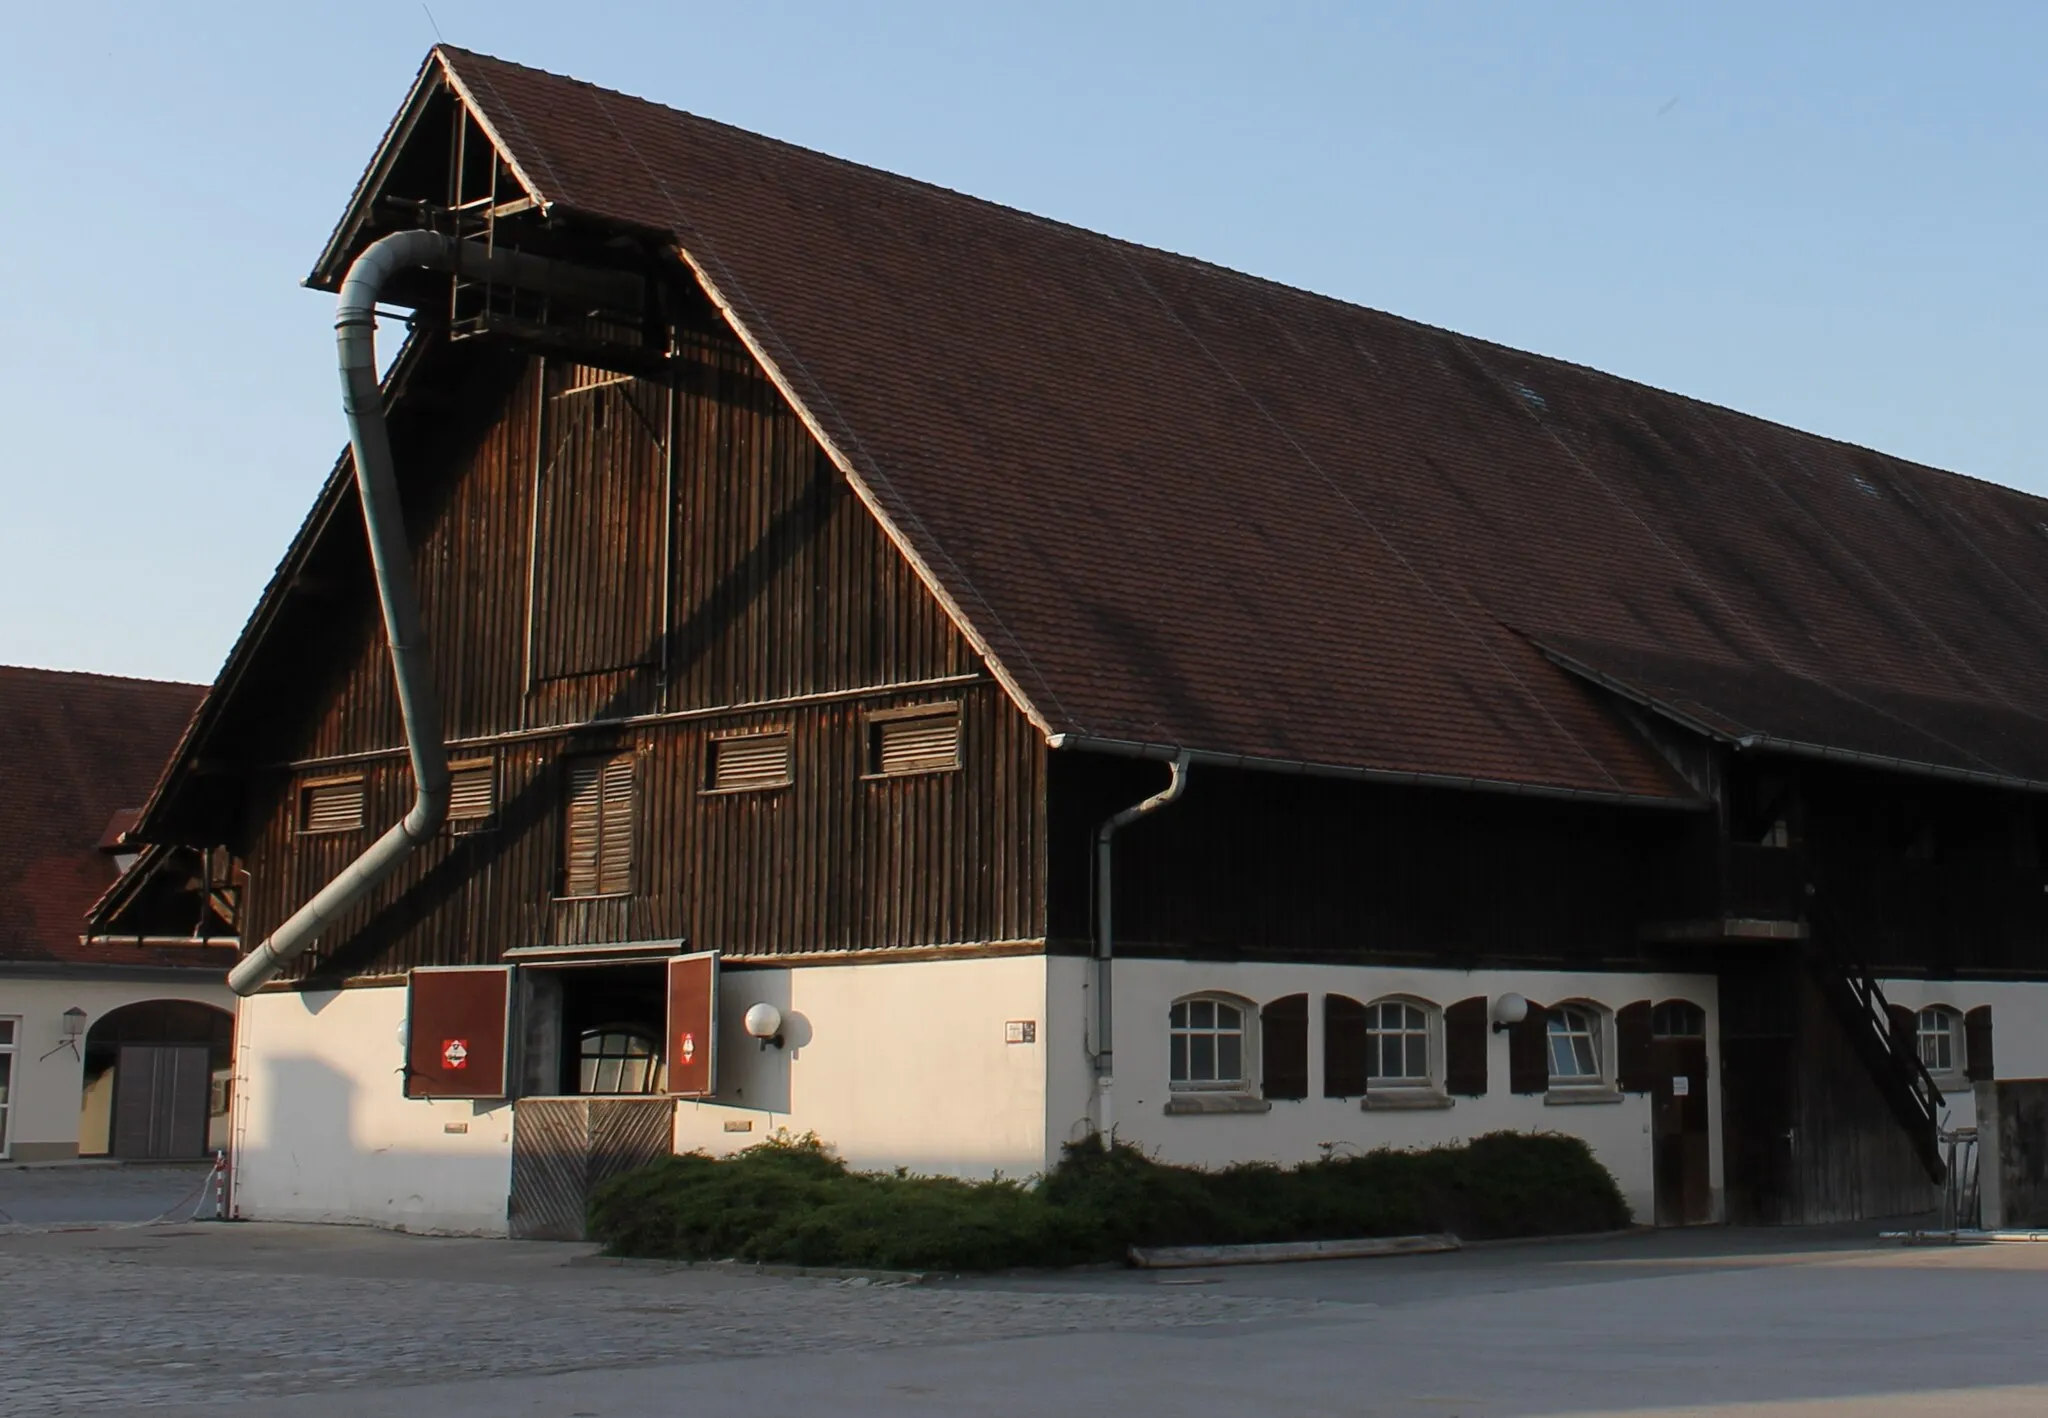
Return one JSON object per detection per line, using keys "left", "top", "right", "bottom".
{"left": 702, "top": 728, "right": 794, "bottom": 795}
{"left": 1363, "top": 995, "right": 1439, "bottom": 1093}
{"left": 297, "top": 774, "right": 366, "bottom": 835}
{"left": 1168, "top": 993, "right": 1257, "bottom": 1095}
{"left": 1546, "top": 1001, "right": 1610, "bottom": 1090}
{"left": 0, "top": 1016, "right": 15, "bottom": 1160}
{"left": 557, "top": 751, "right": 637, "bottom": 900}
{"left": 1916, "top": 1005, "right": 1966, "bottom": 1080}
{"left": 576, "top": 1023, "right": 664, "bottom": 1096}
{"left": 861, "top": 702, "right": 963, "bottom": 780}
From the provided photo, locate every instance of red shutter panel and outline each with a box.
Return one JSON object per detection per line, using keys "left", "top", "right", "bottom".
{"left": 406, "top": 966, "right": 513, "bottom": 1099}
{"left": 1965, "top": 1005, "right": 1994, "bottom": 1082}
{"left": 666, "top": 951, "right": 718, "bottom": 1098}
{"left": 1260, "top": 994, "right": 1308, "bottom": 1101}
{"left": 1616, "top": 1001, "right": 1654, "bottom": 1093}
{"left": 1443, "top": 997, "right": 1488, "bottom": 1096}
{"left": 1323, "top": 994, "right": 1369, "bottom": 1098}
{"left": 1508, "top": 1003, "right": 1551, "bottom": 1094}
{"left": 562, "top": 759, "right": 603, "bottom": 896}
{"left": 597, "top": 754, "right": 635, "bottom": 896}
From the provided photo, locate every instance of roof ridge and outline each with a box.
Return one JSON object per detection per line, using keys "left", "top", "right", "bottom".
{"left": 0, "top": 663, "right": 207, "bottom": 690}
{"left": 435, "top": 46, "right": 2045, "bottom": 512}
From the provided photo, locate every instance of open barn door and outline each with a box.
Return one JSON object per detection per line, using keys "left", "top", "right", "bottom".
{"left": 667, "top": 950, "right": 718, "bottom": 1098}
{"left": 406, "top": 966, "right": 514, "bottom": 1099}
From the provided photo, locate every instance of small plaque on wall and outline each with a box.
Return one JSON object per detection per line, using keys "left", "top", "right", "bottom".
{"left": 1006, "top": 1021, "right": 1037, "bottom": 1045}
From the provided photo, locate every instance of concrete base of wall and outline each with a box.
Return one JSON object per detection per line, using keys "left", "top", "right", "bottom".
{"left": 6, "top": 1141, "right": 81, "bottom": 1163}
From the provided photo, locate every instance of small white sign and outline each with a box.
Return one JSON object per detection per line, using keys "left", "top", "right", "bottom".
{"left": 1006, "top": 1020, "right": 1038, "bottom": 1045}
{"left": 1672, "top": 1076, "right": 1690, "bottom": 1096}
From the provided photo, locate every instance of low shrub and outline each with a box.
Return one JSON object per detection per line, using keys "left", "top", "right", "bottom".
{"left": 588, "top": 1129, "right": 1629, "bottom": 1271}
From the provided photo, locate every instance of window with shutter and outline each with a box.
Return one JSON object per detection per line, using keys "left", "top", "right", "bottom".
{"left": 446, "top": 759, "right": 496, "bottom": 827}
{"left": 561, "top": 753, "right": 635, "bottom": 897}
{"left": 707, "top": 732, "right": 792, "bottom": 792}
{"left": 1323, "top": 994, "right": 1369, "bottom": 1098}
{"left": 299, "top": 777, "right": 365, "bottom": 834}
{"left": 866, "top": 705, "right": 961, "bottom": 777}
{"left": 1260, "top": 994, "right": 1308, "bottom": 1101}
{"left": 1443, "top": 997, "right": 1489, "bottom": 1096}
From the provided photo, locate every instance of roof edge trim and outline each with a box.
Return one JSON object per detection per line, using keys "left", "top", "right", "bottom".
{"left": 663, "top": 244, "right": 1059, "bottom": 742}
{"left": 1047, "top": 733, "right": 1704, "bottom": 810}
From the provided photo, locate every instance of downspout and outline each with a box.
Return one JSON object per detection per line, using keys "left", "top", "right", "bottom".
{"left": 1093, "top": 751, "right": 1191, "bottom": 1145}
{"left": 229, "top": 231, "right": 639, "bottom": 996}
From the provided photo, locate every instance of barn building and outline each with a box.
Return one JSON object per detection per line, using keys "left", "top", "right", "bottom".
{"left": 104, "top": 47, "right": 2048, "bottom": 1236}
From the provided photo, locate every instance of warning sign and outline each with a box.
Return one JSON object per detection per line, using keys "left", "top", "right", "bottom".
{"left": 679, "top": 1033, "right": 697, "bottom": 1064}
{"left": 442, "top": 1038, "right": 469, "bottom": 1070}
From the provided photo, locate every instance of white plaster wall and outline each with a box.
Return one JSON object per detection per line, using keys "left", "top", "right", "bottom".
{"left": 1057, "top": 961, "right": 1723, "bottom": 1227}
{"left": 1877, "top": 978, "right": 2048, "bottom": 1135}
{"left": 0, "top": 975, "right": 235, "bottom": 1161}
{"left": 233, "top": 986, "right": 513, "bottom": 1234}
{"left": 672, "top": 954, "right": 1049, "bottom": 1180}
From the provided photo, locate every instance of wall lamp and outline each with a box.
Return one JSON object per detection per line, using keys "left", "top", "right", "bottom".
{"left": 744, "top": 1002, "right": 785, "bottom": 1050}
{"left": 1491, "top": 993, "right": 1529, "bottom": 1034}
{"left": 62, "top": 1007, "right": 88, "bottom": 1040}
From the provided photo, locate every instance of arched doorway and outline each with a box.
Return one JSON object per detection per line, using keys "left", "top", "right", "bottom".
{"left": 81, "top": 1001, "right": 234, "bottom": 1159}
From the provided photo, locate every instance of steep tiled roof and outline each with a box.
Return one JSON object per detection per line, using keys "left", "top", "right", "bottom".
{"left": 0, "top": 666, "right": 222, "bottom": 968}
{"left": 321, "top": 49, "right": 2048, "bottom": 801}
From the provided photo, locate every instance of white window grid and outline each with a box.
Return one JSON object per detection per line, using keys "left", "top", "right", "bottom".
{"left": 1170, "top": 997, "right": 1248, "bottom": 1090}
{"left": 1366, "top": 999, "right": 1432, "bottom": 1085}
{"left": 1917, "top": 1007, "right": 1963, "bottom": 1076}
{"left": 1548, "top": 1004, "right": 1604, "bottom": 1083}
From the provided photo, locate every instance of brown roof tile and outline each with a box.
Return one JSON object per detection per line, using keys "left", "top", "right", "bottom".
{"left": 331, "top": 50, "right": 2048, "bottom": 800}
{"left": 0, "top": 666, "right": 212, "bottom": 967}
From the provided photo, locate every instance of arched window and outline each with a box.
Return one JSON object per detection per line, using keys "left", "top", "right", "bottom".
{"left": 1547, "top": 1003, "right": 1605, "bottom": 1085}
{"left": 1366, "top": 998, "right": 1434, "bottom": 1087}
{"left": 578, "top": 1025, "right": 661, "bottom": 1095}
{"left": 1169, "top": 995, "right": 1251, "bottom": 1091}
{"left": 1916, "top": 1006, "right": 1964, "bottom": 1077}
{"left": 1652, "top": 1000, "right": 1706, "bottom": 1038}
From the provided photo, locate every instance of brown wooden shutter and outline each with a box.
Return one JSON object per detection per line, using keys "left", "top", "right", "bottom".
{"left": 1886, "top": 1002, "right": 1916, "bottom": 1054}
{"left": 871, "top": 708, "right": 961, "bottom": 775}
{"left": 666, "top": 951, "right": 718, "bottom": 1098}
{"left": 1965, "top": 1005, "right": 1994, "bottom": 1082}
{"left": 1616, "top": 1001, "right": 1654, "bottom": 1093}
{"left": 447, "top": 760, "right": 495, "bottom": 822}
{"left": 406, "top": 966, "right": 513, "bottom": 1099}
{"left": 1323, "top": 993, "right": 1369, "bottom": 1098}
{"left": 1508, "top": 1003, "right": 1551, "bottom": 1094}
{"left": 709, "top": 732, "right": 791, "bottom": 791}
{"left": 1260, "top": 994, "right": 1308, "bottom": 1101}
{"left": 597, "top": 755, "right": 635, "bottom": 895}
{"left": 562, "top": 758, "right": 604, "bottom": 896}
{"left": 300, "top": 777, "right": 364, "bottom": 833}
{"left": 1444, "top": 996, "right": 1488, "bottom": 1096}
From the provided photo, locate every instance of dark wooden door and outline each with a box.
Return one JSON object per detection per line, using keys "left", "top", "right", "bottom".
{"left": 1650, "top": 1005, "right": 1713, "bottom": 1225}
{"left": 508, "top": 1097, "right": 675, "bottom": 1240}
{"left": 111, "top": 1044, "right": 210, "bottom": 1159}
{"left": 1720, "top": 1035, "right": 1797, "bottom": 1224}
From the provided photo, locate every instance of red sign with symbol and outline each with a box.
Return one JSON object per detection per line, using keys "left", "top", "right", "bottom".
{"left": 442, "top": 1038, "right": 469, "bottom": 1070}
{"left": 680, "top": 1033, "right": 696, "bottom": 1064}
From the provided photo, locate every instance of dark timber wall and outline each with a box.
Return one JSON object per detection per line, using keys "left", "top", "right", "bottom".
{"left": 233, "top": 324, "right": 1044, "bottom": 978}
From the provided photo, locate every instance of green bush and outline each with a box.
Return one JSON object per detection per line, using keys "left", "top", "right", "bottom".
{"left": 587, "top": 1129, "right": 1630, "bottom": 1271}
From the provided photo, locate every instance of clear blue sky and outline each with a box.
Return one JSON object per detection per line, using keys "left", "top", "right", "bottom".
{"left": 2, "top": 3, "right": 2041, "bottom": 683}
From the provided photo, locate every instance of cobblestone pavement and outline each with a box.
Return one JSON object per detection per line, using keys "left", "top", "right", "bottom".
{"left": 0, "top": 1225, "right": 1327, "bottom": 1416}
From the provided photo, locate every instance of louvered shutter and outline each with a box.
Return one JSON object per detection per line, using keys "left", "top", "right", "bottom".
{"left": 447, "top": 761, "right": 495, "bottom": 822}
{"left": 1616, "top": 1001, "right": 1654, "bottom": 1093}
{"left": 1965, "top": 1005, "right": 1995, "bottom": 1082}
{"left": 597, "top": 755, "right": 635, "bottom": 895}
{"left": 1260, "top": 994, "right": 1308, "bottom": 1101}
{"left": 872, "top": 709, "right": 960, "bottom": 775}
{"left": 301, "top": 778, "right": 364, "bottom": 833}
{"left": 1508, "top": 1003, "right": 1551, "bottom": 1094}
{"left": 710, "top": 733, "right": 791, "bottom": 791}
{"left": 1323, "top": 994, "right": 1369, "bottom": 1098}
{"left": 1443, "top": 997, "right": 1488, "bottom": 1096}
{"left": 1886, "top": 1003, "right": 1916, "bottom": 1055}
{"left": 562, "top": 758, "right": 605, "bottom": 896}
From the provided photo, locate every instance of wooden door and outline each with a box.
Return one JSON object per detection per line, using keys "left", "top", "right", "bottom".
{"left": 1649, "top": 1002, "right": 1713, "bottom": 1225}
{"left": 111, "top": 1044, "right": 210, "bottom": 1159}
{"left": 508, "top": 1096, "right": 675, "bottom": 1240}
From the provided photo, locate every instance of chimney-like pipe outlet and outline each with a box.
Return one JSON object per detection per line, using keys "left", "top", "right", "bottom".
{"left": 229, "top": 232, "right": 641, "bottom": 996}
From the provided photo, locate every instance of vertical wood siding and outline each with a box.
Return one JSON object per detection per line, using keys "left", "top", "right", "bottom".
{"left": 236, "top": 321, "right": 1043, "bottom": 979}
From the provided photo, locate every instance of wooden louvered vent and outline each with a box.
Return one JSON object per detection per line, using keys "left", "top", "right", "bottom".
{"left": 708, "top": 732, "right": 791, "bottom": 792}
{"left": 562, "top": 753, "right": 635, "bottom": 897}
{"left": 447, "top": 760, "right": 496, "bottom": 829}
{"left": 869, "top": 706, "right": 961, "bottom": 777}
{"left": 299, "top": 777, "right": 364, "bottom": 833}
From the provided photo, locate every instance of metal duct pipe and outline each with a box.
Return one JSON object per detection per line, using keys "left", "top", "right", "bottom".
{"left": 1092, "top": 751, "right": 1191, "bottom": 1145}
{"left": 229, "top": 231, "right": 640, "bottom": 996}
